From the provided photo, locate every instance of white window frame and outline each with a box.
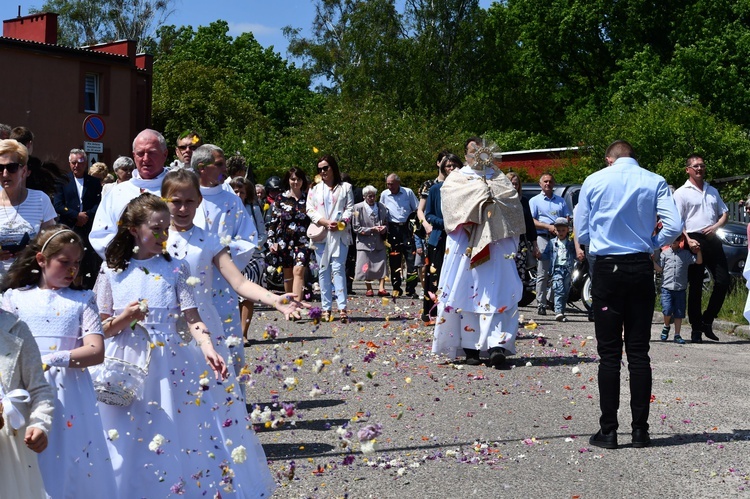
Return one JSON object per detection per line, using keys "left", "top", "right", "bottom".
{"left": 84, "top": 73, "right": 99, "bottom": 113}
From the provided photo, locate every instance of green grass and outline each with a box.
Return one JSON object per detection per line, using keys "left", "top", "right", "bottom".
{"left": 654, "top": 277, "right": 748, "bottom": 325}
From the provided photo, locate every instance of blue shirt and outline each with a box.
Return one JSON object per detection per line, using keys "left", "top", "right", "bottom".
{"left": 574, "top": 157, "right": 683, "bottom": 256}
{"left": 529, "top": 192, "right": 570, "bottom": 236}
{"left": 380, "top": 186, "right": 418, "bottom": 223}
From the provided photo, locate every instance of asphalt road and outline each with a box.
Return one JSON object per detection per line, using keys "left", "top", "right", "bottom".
{"left": 244, "top": 284, "right": 750, "bottom": 498}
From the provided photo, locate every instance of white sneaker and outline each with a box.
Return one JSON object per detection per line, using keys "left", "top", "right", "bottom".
{"left": 555, "top": 313, "right": 567, "bottom": 322}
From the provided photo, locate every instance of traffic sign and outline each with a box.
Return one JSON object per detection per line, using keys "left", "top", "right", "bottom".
{"left": 83, "top": 115, "right": 105, "bottom": 141}
{"left": 84, "top": 141, "right": 103, "bottom": 153}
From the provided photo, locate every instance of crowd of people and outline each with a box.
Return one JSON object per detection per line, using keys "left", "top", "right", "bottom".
{"left": 0, "top": 121, "right": 744, "bottom": 498}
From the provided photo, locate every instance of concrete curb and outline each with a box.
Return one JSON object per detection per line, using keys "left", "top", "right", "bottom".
{"left": 652, "top": 312, "right": 750, "bottom": 339}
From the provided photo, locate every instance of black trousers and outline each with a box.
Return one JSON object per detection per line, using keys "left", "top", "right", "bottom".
{"left": 422, "top": 236, "right": 446, "bottom": 318}
{"left": 686, "top": 232, "right": 729, "bottom": 327}
{"left": 592, "top": 254, "right": 654, "bottom": 433}
{"left": 387, "top": 222, "right": 416, "bottom": 293}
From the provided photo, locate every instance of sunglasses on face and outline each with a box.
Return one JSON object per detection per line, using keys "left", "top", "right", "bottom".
{"left": 177, "top": 144, "right": 198, "bottom": 151}
{"left": 0, "top": 162, "right": 22, "bottom": 174}
{"left": 70, "top": 158, "right": 86, "bottom": 164}
{"left": 317, "top": 165, "right": 330, "bottom": 173}
{"left": 687, "top": 163, "right": 706, "bottom": 169}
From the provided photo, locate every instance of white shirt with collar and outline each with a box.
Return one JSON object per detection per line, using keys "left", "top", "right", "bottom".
{"left": 89, "top": 168, "right": 168, "bottom": 258}
{"left": 673, "top": 179, "right": 727, "bottom": 233}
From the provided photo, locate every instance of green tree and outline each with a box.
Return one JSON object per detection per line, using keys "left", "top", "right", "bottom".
{"left": 31, "top": 0, "right": 174, "bottom": 50}
{"left": 154, "top": 22, "right": 316, "bottom": 132}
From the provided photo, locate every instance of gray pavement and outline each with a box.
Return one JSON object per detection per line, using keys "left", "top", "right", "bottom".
{"left": 244, "top": 284, "right": 750, "bottom": 498}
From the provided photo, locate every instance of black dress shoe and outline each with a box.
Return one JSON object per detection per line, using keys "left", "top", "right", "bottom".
{"left": 463, "top": 348, "right": 481, "bottom": 366}
{"left": 589, "top": 430, "right": 618, "bottom": 449}
{"left": 691, "top": 334, "right": 703, "bottom": 344}
{"left": 632, "top": 429, "right": 651, "bottom": 448}
{"left": 488, "top": 347, "right": 506, "bottom": 369}
{"left": 702, "top": 323, "right": 719, "bottom": 341}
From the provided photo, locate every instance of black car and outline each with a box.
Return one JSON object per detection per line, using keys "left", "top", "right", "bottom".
{"left": 715, "top": 221, "right": 748, "bottom": 279}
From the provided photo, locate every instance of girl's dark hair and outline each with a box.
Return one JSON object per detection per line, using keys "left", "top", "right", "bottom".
{"left": 282, "top": 166, "right": 309, "bottom": 192}
{"left": 105, "top": 193, "right": 171, "bottom": 271}
{"left": 229, "top": 177, "right": 258, "bottom": 204}
{"left": 162, "top": 168, "right": 201, "bottom": 201}
{"left": 0, "top": 224, "right": 84, "bottom": 292}
{"left": 317, "top": 154, "right": 342, "bottom": 185}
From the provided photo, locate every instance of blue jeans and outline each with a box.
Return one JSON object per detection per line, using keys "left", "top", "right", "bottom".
{"left": 551, "top": 265, "right": 571, "bottom": 314}
{"left": 315, "top": 244, "right": 349, "bottom": 311}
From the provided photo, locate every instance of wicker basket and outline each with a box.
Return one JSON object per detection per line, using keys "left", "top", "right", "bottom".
{"left": 91, "top": 323, "right": 152, "bottom": 407}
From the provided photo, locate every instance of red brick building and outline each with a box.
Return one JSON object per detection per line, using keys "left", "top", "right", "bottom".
{"left": 0, "top": 12, "right": 153, "bottom": 167}
{"left": 498, "top": 147, "right": 582, "bottom": 180}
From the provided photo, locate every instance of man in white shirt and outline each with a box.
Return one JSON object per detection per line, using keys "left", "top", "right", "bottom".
{"left": 53, "top": 148, "right": 102, "bottom": 288}
{"left": 190, "top": 144, "right": 257, "bottom": 342}
{"left": 89, "top": 129, "right": 170, "bottom": 257}
{"left": 673, "top": 154, "right": 729, "bottom": 343}
{"left": 380, "top": 173, "right": 419, "bottom": 297}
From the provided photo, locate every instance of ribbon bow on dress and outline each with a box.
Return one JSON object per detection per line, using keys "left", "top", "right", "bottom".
{"left": 0, "top": 384, "right": 31, "bottom": 430}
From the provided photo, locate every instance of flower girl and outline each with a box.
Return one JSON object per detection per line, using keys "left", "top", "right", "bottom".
{"left": 1, "top": 225, "right": 117, "bottom": 497}
{"left": 95, "top": 193, "right": 277, "bottom": 498}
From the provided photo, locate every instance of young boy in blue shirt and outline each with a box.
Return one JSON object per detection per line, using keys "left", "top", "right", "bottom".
{"left": 654, "top": 235, "right": 702, "bottom": 344}
{"left": 541, "top": 217, "right": 576, "bottom": 322}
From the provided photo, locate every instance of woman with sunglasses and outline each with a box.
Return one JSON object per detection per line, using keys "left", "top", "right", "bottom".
{"left": 0, "top": 140, "right": 56, "bottom": 276}
{"left": 306, "top": 155, "right": 355, "bottom": 323}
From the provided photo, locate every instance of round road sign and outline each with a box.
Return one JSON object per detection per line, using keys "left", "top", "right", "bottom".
{"left": 83, "top": 115, "right": 106, "bottom": 141}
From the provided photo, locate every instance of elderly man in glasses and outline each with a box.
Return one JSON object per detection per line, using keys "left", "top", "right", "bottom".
{"left": 673, "top": 154, "right": 729, "bottom": 343}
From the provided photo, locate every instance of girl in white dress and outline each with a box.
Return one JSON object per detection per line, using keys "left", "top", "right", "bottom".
{"left": 96, "top": 193, "right": 278, "bottom": 498}
{"left": 163, "top": 169, "right": 305, "bottom": 386}
{"left": 0, "top": 307, "right": 55, "bottom": 499}
{"left": 1, "top": 225, "right": 117, "bottom": 498}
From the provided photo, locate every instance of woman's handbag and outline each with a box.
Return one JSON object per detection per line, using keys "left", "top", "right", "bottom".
{"left": 90, "top": 323, "right": 152, "bottom": 407}
{"left": 306, "top": 223, "right": 327, "bottom": 242}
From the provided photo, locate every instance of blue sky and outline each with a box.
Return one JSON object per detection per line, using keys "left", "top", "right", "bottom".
{"left": 168, "top": 0, "right": 496, "bottom": 59}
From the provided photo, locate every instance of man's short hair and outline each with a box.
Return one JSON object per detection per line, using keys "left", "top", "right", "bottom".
{"left": 539, "top": 172, "right": 555, "bottom": 182}
{"left": 605, "top": 140, "right": 636, "bottom": 160}
{"left": 0, "top": 124, "right": 11, "bottom": 139}
{"left": 685, "top": 153, "right": 703, "bottom": 167}
{"left": 177, "top": 130, "right": 202, "bottom": 147}
{"left": 69, "top": 148, "right": 86, "bottom": 158}
{"left": 464, "top": 136, "right": 482, "bottom": 153}
{"left": 113, "top": 156, "right": 135, "bottom": 172}
{"left": 386, "top": 173, "right": 400, "bottom": 183}
{"left": 226, "top": 154, "right": 247, "bottom": 177}
{"left": 190, "top": 144, "right": 223, "bottom": 171}
{"left": 133, "top": 129, "right": 168, "bottom": 153}
{"left": 10, "top": 126, "right": 33, "bottom": 145}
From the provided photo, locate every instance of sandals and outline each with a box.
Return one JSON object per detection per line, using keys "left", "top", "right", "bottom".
{"left": 365, "top": 290, "right": 374, "bottom": 297}
{"left": 660, "top": 325, "right": 670, "bottom": 341}
{"left": 321, "top": 310, "right": 332, "bottom": 323}
{"left": 377, "top": 290, "right": 388, "bottom": 297}
{"left": 339, "top": 310, "right": 350, "bottom": 324}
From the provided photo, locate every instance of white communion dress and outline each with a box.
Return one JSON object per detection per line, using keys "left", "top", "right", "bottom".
{"left": 2, "top": 286, "right": 117, "bottom": 498}
{"left": 95, "top": 255, "right": 276, "bottom": 498}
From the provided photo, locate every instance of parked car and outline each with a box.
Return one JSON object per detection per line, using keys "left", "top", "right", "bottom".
{"left": 520, "top": 183, "right": 581, "bottom": 214}
{"left": 715, "top": 221, "right": 747, "bottom": 280}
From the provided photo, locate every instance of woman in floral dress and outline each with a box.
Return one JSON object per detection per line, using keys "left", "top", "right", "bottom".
{"left": 265, "top": 167, "right": 312, "bottom": 301}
